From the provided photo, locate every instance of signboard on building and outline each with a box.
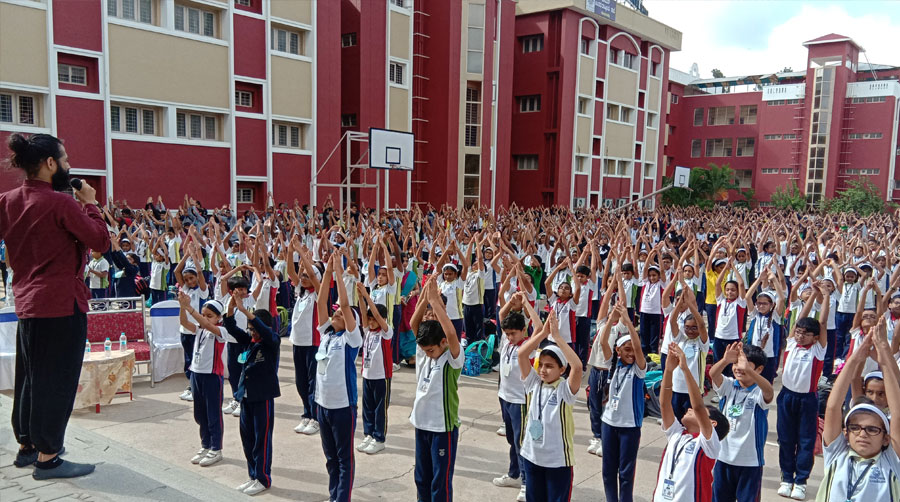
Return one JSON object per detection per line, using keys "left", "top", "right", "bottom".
{"left": 586, "top": 0, "right": 616, "bottom": 21}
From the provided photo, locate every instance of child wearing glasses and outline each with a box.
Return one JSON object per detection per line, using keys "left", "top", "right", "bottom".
{"left": 775, "top": 282, "right": 830, "bottom": 500}
{"left": 817, "top": 317, "right": 900, "bottom": 501}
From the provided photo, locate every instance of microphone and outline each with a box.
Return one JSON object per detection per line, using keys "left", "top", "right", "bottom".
{"left": 70, "top": 178, "right": 83, "bottom": 191}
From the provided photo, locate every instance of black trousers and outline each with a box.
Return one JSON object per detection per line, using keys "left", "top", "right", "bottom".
{"left": 12, "top": 305, "right": 87, "bottom": 454}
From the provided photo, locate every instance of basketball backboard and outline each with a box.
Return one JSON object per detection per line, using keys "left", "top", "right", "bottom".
{"left": 369, "top": 128, "right": 414, "bottom": 170}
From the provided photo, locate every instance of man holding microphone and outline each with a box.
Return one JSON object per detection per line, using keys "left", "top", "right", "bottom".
{"left": 0, "top": 133, "right": 109, "bottom": 479}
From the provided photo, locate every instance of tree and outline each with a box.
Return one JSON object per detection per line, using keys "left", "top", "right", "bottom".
{"left": 824, "top": 179, "right": 892, "bottom": 216}
{"left": 781, "top": 66, "right": 793, "bottom": 73}
{"left": 770, "top": 181, "right": 806, "bottom": 211}
{"left": 711, "top": 68, "right": 725, "bottom": 78}
{"left": 661, "top": 162, "right": 738, "bottom": 208}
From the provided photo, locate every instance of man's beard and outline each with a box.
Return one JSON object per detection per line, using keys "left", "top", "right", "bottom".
{"left": 51, "top": 166, "right": 71, "bottom": 192}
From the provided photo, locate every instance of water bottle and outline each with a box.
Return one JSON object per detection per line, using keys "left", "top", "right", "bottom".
{"left": 104, "top": 337, "right": 112, "bottom": 358}
{"left": 84, "top": 340, "right": 91, "bottom": 359}
{"left": 119, "top": 332, "right": 127, "bottom": 352}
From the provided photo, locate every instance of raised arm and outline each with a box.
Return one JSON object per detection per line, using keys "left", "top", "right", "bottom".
{"left": 316, "top": 254, "right": 335, "bottom": 326}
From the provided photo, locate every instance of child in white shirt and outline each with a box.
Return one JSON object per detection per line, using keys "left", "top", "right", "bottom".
{"left": 356, "top": 285, "right": 393, "bottom": 455}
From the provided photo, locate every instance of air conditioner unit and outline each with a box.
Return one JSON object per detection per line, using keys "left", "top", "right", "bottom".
{"left": 602, "top": 198, "right": 614, "bottom": 208}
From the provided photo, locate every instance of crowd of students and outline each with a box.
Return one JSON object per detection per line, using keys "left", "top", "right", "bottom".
{"left": 5, "top": 196, "right": 899, "bottom": 502}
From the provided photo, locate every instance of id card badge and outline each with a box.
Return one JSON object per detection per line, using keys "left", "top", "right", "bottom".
{"left": 609, "top": 396, "right": 620, "bottom": 412}
{"left": 683, "top": 344, "right": 696, "bottom": 360}
{"left": 419, "top": 374, "right": 431, "bottom": 393}
{"left": 502, "top": 361, "right": 511, "bottom": 377}
{"left": 238, "top": 350, "right": 250, "bottom": 364}
{"left": 661, "top": 479, "right": 675, "bottom": 500}
{"left": 528, "top": 420, "right": 544, "bottom": 442}
{"left": 728, "top": 404, "right": 744, "bottom": 418}
{"left": 317, "top": 359, "right": 329, "bottom": 375}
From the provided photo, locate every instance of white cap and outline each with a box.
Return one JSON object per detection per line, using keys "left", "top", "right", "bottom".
{"left": 844, "top": 403, "right": 890, "bottom": 435}
{"left": 540, "top": 345, "right": 568, "bottom": 369}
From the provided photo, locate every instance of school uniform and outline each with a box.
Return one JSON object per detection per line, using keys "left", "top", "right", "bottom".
{"left": 462, "top": 269, "right": 485, "bottom": 343}
{"left": 574, "top": 279, "right": 595, "bottom": 368}
{"left": 438, "top": 276, "right": 465, "bottom": 338}
{"left": 836, "top": 282, "right": 861, "bottom": 358}
{"left": 847, "top": 327, "right": 879, "bottom": 376}
{"left": 181, "top": 285, "right": 210, "bottom": 384}
{"left": 671, "top": 331, "right": 709, "bottom": 421}
{"left": 639, "top": 280, "right": 664, "bottom": 355}
{"left": 314, "top": 319, "right": 363, "bottom": 502}
{"left": 409, "top": 346, "right": 465, "bottom": 502}
{"left": 777, "top": 337, "right": 826, "bottom": 486}
{"left": 601, "top": 357, "right": 646, "bottom": 502}
{"left": 704, "top": 270, "right": 720, "bottom": 340}
{"left": 498, "top": 336, "right": 530, "bottom": 485}
{"left": 520, "top": 369, "right": 576, "bottom": 502}
{"left": 587, "top": 320, "right": 617, "bottom": 442}
{"left": 816, "top": 436, "right": 900, "bottom": 501}
{"left": 188, "top": 326, "right": 226, "bottom": 452}
{"left": 712, "top": 376, "right": 770, "bottom": 502}
{"left": 222, "top": 294, "right": 257, "bottom": 401}
{"left": 622, "top": 277, "right": 640, "bottom": 323}
{"left": 548, "top": 296, "right": 577, "bottom": 350}
{"left": 86, "top": 256, "right": 110, "bottom": 298}
{"left": 362, "top": 326, "right": 394, "bottom": 444}
{"left": 652, "top": 420, "right": 721, "bottom": 502}
{"left": 290, "top": 288, "right": 319, "bottom": 421}
{"left": 745, "top": 311, "right": 782, "bottom": 382}
{"left": 149, "top": 260, "right": 168, "bottom": 304}
{"left": 714, "top": 296, "right": 747, "bottom": 375}
{"left": 482, "top": 262, "right": 499, "bottom": 322}
{"left": 222, "top": 315, "right": 281, "bottom": 488}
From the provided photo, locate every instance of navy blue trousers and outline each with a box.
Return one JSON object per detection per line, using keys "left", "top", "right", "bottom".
{"left": 776, "top": 388, "right": 817, "bottom": 485}
{"left": 705, "top": 303, "right": 718, "bottom": 341}
{"left": 318, "top": 406, "right": 357, "bottom": 502}
{"left": 823, "top": 328, "right": 837, "bottom": 377}
{"left": 587, "top": 367, "right": 606, "bottom": 439}
{"left": 463, "top": 304, "right": 484, "bottom": 343}
{"left": 499, "top": 398, "right": 526, "bottom": 483}
{"left": 451, "top": 319, "right": 465, "bottom": 340}
{"left": 671, "top": 391, "right": 691, "bottom": 421}
{"left": 293, "top": 345, "right": 318, "bottom": 419}
{"left": 240, "top": 398, "right": 274, "bottom": 487}
{"left": 181, "top": 333, "right": 195, "bottom": 383}
{"left": 483, "top": 288, "right": 498, "bottom": 324}
{"left": 712, "top": 462, "right": 762, "bottom": 502}
{"left": 392, "top": 304, "right": 403, "bottom": 364}
{"left": 227, "top": 341, "right": 247, "bottom": 399}
{"left": 362, "top": 378, "right": 390, "bottom": 443}
{"left": 414, "top": 427, "right": 459, "bottom": 502}
{"left": 575, "top": 317, "right": 591, "bottom": 369}
{"left": 639, "top": 312, "right": 661, "bottom": 355}
{"left": 762, "top": 356, "right": 778, "bottom": 383}
{"left": 713, "top": 338, "right": 734, "bottom": 378}
{"left": 150, "top": 288, "right": 166, "bottom": 305}
{"left": 521, "top": 458, "right": 573, "bottom": 502}
{"left": 191, "top": 373, "right": 224, "bottom": 450}
{"left": 835, "top": 311, "right": 854, "bottom": 359}
{"left": 601, "top": 423, "right": 641, "bottom": 502}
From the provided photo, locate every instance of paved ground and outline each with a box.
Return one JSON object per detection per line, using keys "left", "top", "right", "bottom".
{"left": 1, "top": 338, "right": 824, "bottom": 502}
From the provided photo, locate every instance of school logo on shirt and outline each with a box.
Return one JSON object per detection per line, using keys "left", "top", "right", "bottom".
{"left": 548, "top": 394, "right": 558, "bottom": 406}
{"left": 685, "top": 442, "right": 696, "bottom": 455}
{"left": 869, "top": 466, "right": 886, "bottom": 483}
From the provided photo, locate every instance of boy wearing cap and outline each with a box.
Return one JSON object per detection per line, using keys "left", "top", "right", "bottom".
{"left": 818, "top": 318, "right": 900, "bottom": 502}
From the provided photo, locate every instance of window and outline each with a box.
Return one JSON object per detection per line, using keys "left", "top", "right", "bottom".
{"left": 341, "top": 114, "right": 357, "bottom": 127}
{"left": 109, "top": 0, "right": 153, "bottom": 24}
{"left": 606, "top": 103, "right": 619, "bottom": 122}
{"left": 643, "top": 162, "right": 655, "bottom": 179}
{"left": 58, "top": 63, "right": 87, "bottom": 86}
{"left": 578, "top": 97, "right": 591, "bottom": 116}
{"left": 620, "top": 107, "right": 633, "bottom": 124}
{"left": 516, "top": 155, "right": 538, "bottom": 171}
{"left": 764, "top": 134, "right": 782, "bottom": 140}
{"left": 235, "top": 90, "right": 253, "bottom": 108}
{"left": 272, "top": 27, "right": 305, "bottom": 56}
{"left": 389, "top": 0, "right": 407, "bottom": 7}
{"left": 690, "top": 139, "right": 701, "bottom": 158}
{"left": 646, "top": 112, "right": 658, "bottom": 129}
{"left": 851, "top": 96, "right": 886, "bottom": 103}
{"left": 110, "top": 104, "right": 157, "bottom": 135}
{"left": 272, "top": 121, "right": 307, "bottom": 149}
{"left": 693, "top": 108, "right": 703, "bottom": 126}
{"left": 389, "top": 61, "right": 406, "bottom": 85}
{"left": 519, "top": 95, "right": 541, "bottom": 113}
{"left": 1, "top": 94, "right": 35, "bottom": 125}
{"left": 467, "top": 4, "right": 484, "bottom": 73}
{"left": 175, "top": 4, "right": 216, "bottom": 37}
{"left": 623, "top": 53, "right": 635, "bottom": 70}
{"left": 580, "top": 38, "right": 591, "bottom": 55}
{"left": 465, "top": 84, "right": 481, "bottom": 147}
{"left": 761, "top": 168, "right": 779, "bottom": 174}
{"left": 463, "top": 154, "right": 480, "bottom": 207}
{"left": 783, "top": 133, "right": 797, "bottom": 140}
{"left": 574, "top": 155, "right": 588, "bottom": 174}
{"left": 603, "top": 159, "right": 629, "bottom": 176}
{"left": 781, "top": 168, "right": 797, "bottom": 174}
{"left": 671, "top": 94, "right": 679, "bottom": 104}
{"left": 651, "top": 62, "right": 660, "bottom": 77}
{"left": 341, "top": 33, "right": 357, "bottom": 47}
{"left": 848, "top": 132, "right": 883, "bottom": 139}
{"left": 736, "top": 138, "right": 755, "bottom": 157}
{"left": 609, "top": 49, "right": 637, "bottom": 70}
{"left": 705, "top": 138, "right": 733, "bottom": 157}
{"left": 739, "top": 105, "right": 757, "bottom": 124}
{"left": 235, "top": 0, "right": 251, "bottom": 6}
{"left": 735, "top": 169, "right": 752, "bottom": 189}
{"left": 522, "top": 35, "right": 543, "bottom": 53}
{"left": 237, "top": 188, "right": 254, "bottom": 203}
{"left": 176, "top": 111, "right": 219, "bottom": 140}
{"left": 707, "top": 106, "right": 735, "bottom": 125}
{"left": 767, "top": 98, "right": 801, "bottom": 106}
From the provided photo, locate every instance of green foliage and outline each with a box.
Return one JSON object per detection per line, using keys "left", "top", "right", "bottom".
{"left": 661, "top": 163, "right": 738, "bottom": 208}
{"left": 823, "top": 179, "right": 891, "bottom": 216}
{"left": 770, "top": 181, "right": 806, "bottom": 211}
{"left": 734, "top": 188, "right": 755, "bottom": 208}
{"left": 711, "top": 68, "right": 725, "bottom": 78}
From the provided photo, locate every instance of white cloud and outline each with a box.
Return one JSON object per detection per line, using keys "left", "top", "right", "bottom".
{"left": 644, "top": 1, "right": 900, "bottom": 77}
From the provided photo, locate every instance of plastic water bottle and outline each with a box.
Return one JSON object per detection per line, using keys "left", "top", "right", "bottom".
{"left": 104, "top": 337, "right": 112, "bottom": 358}
{"left": 119, "top": 332, "right": 127, "bottom": 352}
{"left": 84, "top": 340, "right": 91, "bottom": 359}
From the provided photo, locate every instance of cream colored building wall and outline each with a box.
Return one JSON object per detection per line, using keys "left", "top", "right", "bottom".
{"left": 108, "top": 25, "right": 228, "bottom": 108}
{"left": 576, "top": 115, "right": 592, "bottom": 155}
{"left": 578, "top": 55, "right": 595, "bottom": 96}
{"left": 270, "top": 57, "right": 312, "bottom": 119}
{"left": 0, "top": 3, "right": 48, "bottom": 88}
{"left": 606, "top": 66, "right": 637, "bottom": 105}
{"left": 390, "top": 11, "right": 410, "bottom": 60}
{"left": 389, "top": 86, "right": 410, "bottom": 131}
{"left": 270, "top": 0, "right": 312, "bottom": 25}
{"left": 605, "top": 122, "right": 634, "bottom": 158}
{"left": 645, "top": 129, "right": 657, "bottom": 160}
{"left": 648, "top": 78, "right": 660, "bottom": 112}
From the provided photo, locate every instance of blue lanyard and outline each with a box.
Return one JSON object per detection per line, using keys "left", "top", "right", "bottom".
{"left": 845, "top": 458, "right": 874, "bottom": 501}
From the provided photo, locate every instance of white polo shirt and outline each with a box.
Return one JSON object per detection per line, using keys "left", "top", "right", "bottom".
{"left": 462, "top": 269, "right": 484, "bottom": 306}
{"left": 548, "top": 296, "right": 577, "bottom": 344}
{"left": 290, "top": 289, "right": 319, "bottom": 346}
{"left": 179, "top": 285, "right": 210, "bottom": 335}
{"left": 640, "top": 280, "right": 663, "bottom": 314}
{"left": 574, "top": 279, "right": 595, "bottom": 318}
{"left": 652, "top": 421, "right": 721, "bottom": 502}
{"left": 438, "top": 277, "right": 464, "bottom": 320}
{"left": 747, "top": 311, "right": 782, "bottom": 358}
{"left": 520, "top": 370, "right": 576, "bottom": 468}
{"left": 818, "top": 438, "right": 900, "bottom": 502}
{"left": 782, "top": 337, "right": 826, "bottom": 394}
{"left": 714, "top": 376, "right": 770, "bottom": 467}
{"left": 188, "top": 326, "right": 225, "bottom": 376}
{"left": 715, "top": 296, "right": 747, "bottom": 341}
{"left": 601, "top": 360, "right": 646, "bottom": 428}
{"left": 409, "top": 346, "right": 465, "bottom": 432}
{"left": 838, "top": 282, "right": 861, "bottom": 313}
{"left": 671, "top": 332, "right": 709, "bottom": 394}
{"left": 361, "top": 326, "right": 393, "bottom": 380}
{"left": 498, "top": 336, "right": 531, "bottom": 405}
{"left": 314, "top": 321, "right": 363, "bottom": 410}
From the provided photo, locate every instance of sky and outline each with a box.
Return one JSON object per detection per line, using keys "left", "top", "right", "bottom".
{"left": 640, "top": 0, "right": 900, "bottom": 77}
